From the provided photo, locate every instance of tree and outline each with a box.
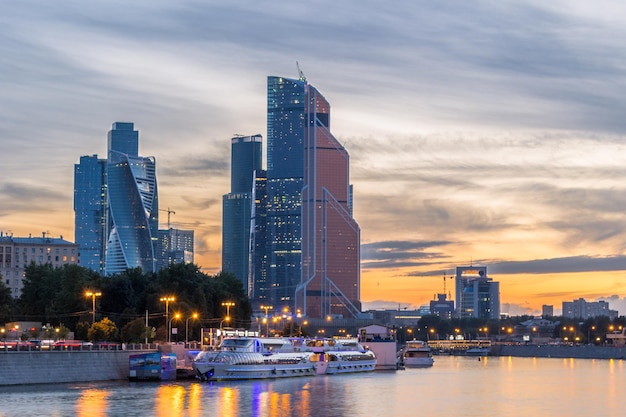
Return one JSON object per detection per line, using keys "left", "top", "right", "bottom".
{"left": 120, "top": 317, "right": 150, "bottom": 343}
{"left": 88, "top": 317, "right": 118, "bottom": 342}
{"left": 0, "top": 279, "right": 12, "bottom": 324}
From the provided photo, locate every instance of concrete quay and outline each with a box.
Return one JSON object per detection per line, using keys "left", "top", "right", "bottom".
{"left": 0, "top": 349, "right": 156, "bottom": 386}
{"left": 493, "top": 344, "right": 626, "bottom": 359}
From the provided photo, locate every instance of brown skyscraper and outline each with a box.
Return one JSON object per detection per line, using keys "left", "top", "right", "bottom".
{"left": 297, "top": 82, "right": 361, "bottom": 318}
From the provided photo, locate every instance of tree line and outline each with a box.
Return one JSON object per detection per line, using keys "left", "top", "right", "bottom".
{"left": 0, "top": 262, "right": 252, "bottom": 343}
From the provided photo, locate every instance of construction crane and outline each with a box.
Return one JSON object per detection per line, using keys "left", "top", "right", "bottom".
{"left": 159, "top": 207, "right": 176, "bottom": 229}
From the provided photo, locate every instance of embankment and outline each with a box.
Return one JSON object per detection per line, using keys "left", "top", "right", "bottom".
{"left": 494, "top": 344, "right": 626, "bottom": 359}
{"left": 0, "top": 349, "right": 155, "bottom": 386}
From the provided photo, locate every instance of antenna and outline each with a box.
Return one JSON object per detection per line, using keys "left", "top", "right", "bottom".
{"left": 296, "top": 61, "right": 306, "bottom": 82}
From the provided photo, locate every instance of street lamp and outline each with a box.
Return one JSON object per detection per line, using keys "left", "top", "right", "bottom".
{"left": 186, "top": 313, "right": 199, "bottom": 344}
{"left": 160, "top": 296, "right": 175, "bottom": 341}
{"left": 222, "top": 301, "right": 235, "bottom": 317}
{"left": 85, "top": 291, "right": 102, "bottom": 324}
{"left": 169, "top": 313, "right": 181, "bottom": 343}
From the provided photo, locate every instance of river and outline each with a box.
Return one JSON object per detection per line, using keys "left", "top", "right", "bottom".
{"left": 0, "top": 355, "right": 623, "bottom": 417}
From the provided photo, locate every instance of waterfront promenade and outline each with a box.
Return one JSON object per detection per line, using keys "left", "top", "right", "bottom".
{"left": 495, "top": 343, "right": 626, "bottom": 359}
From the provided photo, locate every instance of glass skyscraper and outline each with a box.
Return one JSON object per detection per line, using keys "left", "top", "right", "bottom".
{"left": 265, "top": 76, "right": 361, "bottom": 318}
{"left": 74, "top": 122, "right": 159, "bottom": 275}
{"left": 222, "top": 135, "right": 262, "bottom": 291}
{"left": 266, "top": 76, "right": 306, "bottom": 307}
{"left": 297, "top": 81, "right": 361, "bottom": 318}
{"left": 105, "top": 123, "right": 159, "bottom": 275}
{"left": 74, "top": 155, "right": 107, "bottom": 274}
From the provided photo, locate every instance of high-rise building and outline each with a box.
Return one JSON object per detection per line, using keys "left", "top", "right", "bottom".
{"left": 562, "top": 298, "right": 614, "bottom": 319}
{"left": 455, "top": 266, "right": 500, "bottom": 319}
{"left": 266, "top": 76, "right": 306, "bottom": 308}
{"left": 74, "top": 155, "right": 107, "bottom": 274}
{"left": 74, "top": 122, "right": 160, "bottom": 275}
{"left": 249, "top": 170, "right": 268, "bottom": 303}
{"left": 157, "top": 228, "right": 194, "bottom": 270}
{"left": 263, "top": 75, "right": 361, "bottom": 318}
{"left": 0, "top": 232, "right": 79, "bottom": 297}
{"left": 296, "top": 80, "right": 361, "bottom": 318}
{"left": 222, "top": 135, "right": 263, "bottom": 290}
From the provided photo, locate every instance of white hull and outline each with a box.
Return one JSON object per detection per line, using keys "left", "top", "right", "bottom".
{"left": 318, "top": 359, "right": 377, "bottom": 374}
{"left": 403, "top": 357, "right": 434, "bottom": 368}
{"left": 194, "top": 360, "right": 317, "bottom": 381}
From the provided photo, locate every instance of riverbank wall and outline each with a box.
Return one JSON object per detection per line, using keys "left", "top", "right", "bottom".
{"left": 0, "top": 349, "right": 155, "bottom": 386}
{"left": 494, "top": 344, "right": 626, "bottom": 359}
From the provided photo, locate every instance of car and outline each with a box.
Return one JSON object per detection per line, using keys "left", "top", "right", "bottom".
{"left": 53, "top": 340, "right": 94, "bottom": 350}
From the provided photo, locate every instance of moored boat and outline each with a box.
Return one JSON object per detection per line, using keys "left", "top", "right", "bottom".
{"left": 192, "top": 337, "right": 317, "bottom": 381}
{"left": 401, "top": 340, "right": 434, "bottom": 368}
{"left": 306, "top": 338, "right": 377, "bottom": 375}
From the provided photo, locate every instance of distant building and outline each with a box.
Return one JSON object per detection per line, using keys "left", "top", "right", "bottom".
{"left": 74, "top": 122, "right": 159, "bottom": 276}
{"left": 562, "top": 298, "right": 616, "bottom": 319}
{"left": 455, "top": 266, "right": 500, "bottom": 320}
{"left": 74, "top": 155, "right": 107, "bottom": 274}
{"left": 249, "top": 169, "right": 268, "bottom": 305}
{"left": 222, "top": 134, "right": 263, "bottom": 292}
{"left": 105, "top": 123, "right": 158, "bottom": 274}
{"left": 542, "top": 304, "right": 554, "bottom": 318}
{"left": 0, "top": 233, "right": 79, "bottom": 297}
{"left": 430, "top": 293, "right": 454, "bottom": 319}
{"left": 157, "top": 228, "right": 194, "bottom": 270}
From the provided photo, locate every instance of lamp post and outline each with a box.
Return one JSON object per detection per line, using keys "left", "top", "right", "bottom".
{"left": 169, "top": 313, "right": 181, "bottom": 343}
{"left": 85, "top": 291, "right": 102, "bottom": 324}
{"left": 160, "top": 296, "right": 175, "bottom": 342}
{"left": 186, "top": 313, "right": 198, "bottom": 344}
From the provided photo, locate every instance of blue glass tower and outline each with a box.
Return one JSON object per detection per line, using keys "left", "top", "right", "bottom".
{"left": 74, "top": 155, "right": 107, "bottom": 274}
{"left": 222, "top": 135, "right": 263, "bottom": 291}
{"left": 266, "top": 76, "right": 306, "bottom": 307}
{"left": 105, "top": 123, "right": 159, "bottom": 275}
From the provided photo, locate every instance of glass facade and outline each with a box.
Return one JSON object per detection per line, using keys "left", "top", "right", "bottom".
{"left": 157, "top": 228, "right": 194, "bottom": 270}
{"left": 298, "top": 83, "right": 361, "bottom": 318}
{"left": 222, "top": 135, "right": 263, "bottom": 290}
{"left": 266, "top": 77, "right": 306, "bottom": 307}
{"left": 74, "top": 155, "right": 107, "bottom": 274}
{"left": 105, "top": 150, "right": 158, "bottom": 274}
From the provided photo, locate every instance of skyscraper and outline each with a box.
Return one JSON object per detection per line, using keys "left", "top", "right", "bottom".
{"left": 158, "top": 228, "right": 194, "bottom": 270}
{"left": 75, "top": 122, "right": 159, "bottom": 275}
{"left": 265, "top": 75, "right": 361, "bottom": 318}
{"left": 455, "top": 266, "right": 500, "bottom": 319}
{"left": 222, "top": 135, "right": 262, "bottom": 291}
{"left": 74, "top": 154, "right": 107, "bottom": 274}
{"left": 105, "top": 133, "right": 158, "bottom": 274}
{"left": 297, "top": 80, "right": 361, "bottom": 318}
{"left": 266, "top": 76, "right": 306, "bottom": 307}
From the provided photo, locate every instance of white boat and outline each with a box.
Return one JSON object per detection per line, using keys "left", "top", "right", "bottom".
{"left": 192, "top": 337, "right": 317, "bottom": 381}
{"left": 305, "top": 338, "right": 377, "bottom": 375}
{"left": 465, "top": 347, "right": 491, "bottom": 356}
{"left": 401, "top": 340, "right": 434, "bottom": 368}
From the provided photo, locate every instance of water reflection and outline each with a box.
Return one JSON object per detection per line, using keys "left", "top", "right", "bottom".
{"left": 75, "top": 388, "right": 109, "bottom": 417}
{"left": 1, "top": 357, "right": 625, "bottom": 417}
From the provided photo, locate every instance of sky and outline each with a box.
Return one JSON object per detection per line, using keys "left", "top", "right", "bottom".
{"left": 2, "top": 1, "right": 626, "bottom": 316}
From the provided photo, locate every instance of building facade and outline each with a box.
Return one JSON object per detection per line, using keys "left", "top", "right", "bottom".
{"left": 74, "top": 154, "right": 107, "bottom": 274}
{"left": 266, "top": 76, "right": 307, "bottom": 308}
{"left": 0, "top": 233, "right": 79, "bottom": 297}
{"left": 455, "top": 266, "right": 500, "bottom": 319}
{"left": 222, "top": 135, "right": 262, "bottom": 291}
{"left": 562, "top": 298, "right": 615, "bottom": 319}
{"left": 157, "top": 228, "right": 194, "bottom": 271}
{"left": 74, "top": 122, "right": 159, "bottom": 276}
{"left": 296, "top": 80, "right": 361, "bottom": 318}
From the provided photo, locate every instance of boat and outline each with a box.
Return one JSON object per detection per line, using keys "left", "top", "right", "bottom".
{"left": 305, "top": 338, "right": 377, "bottom": 375}
{"left": 192, "top": 337, "right": 317, "bottom": 381}
{"left": 400, "top": 340, "right": 434, "bottom": 368}
{"left": 465, "top": 347, "right": 491, "bottom": 356}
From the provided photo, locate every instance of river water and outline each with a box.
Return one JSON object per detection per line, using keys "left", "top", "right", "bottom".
{"left": 0, "top": 355, "right": 623, "bottom": 417}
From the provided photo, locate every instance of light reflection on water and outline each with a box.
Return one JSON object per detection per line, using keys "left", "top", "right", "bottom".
{"left": 0, "top": 356, "right": 623, "bottom": 417}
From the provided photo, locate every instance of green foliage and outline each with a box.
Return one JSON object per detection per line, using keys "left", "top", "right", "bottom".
{"left": 120, "top": 317, "right": 149, "bottom": 343}
{"left": 88, "top": 317, "right": 118, "bottom": 342}
{"left": 0, "top": 279, "right": 12, "bottom": 324}
{"left": 13, "top": 263, "right": 253, "bottom": 340}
